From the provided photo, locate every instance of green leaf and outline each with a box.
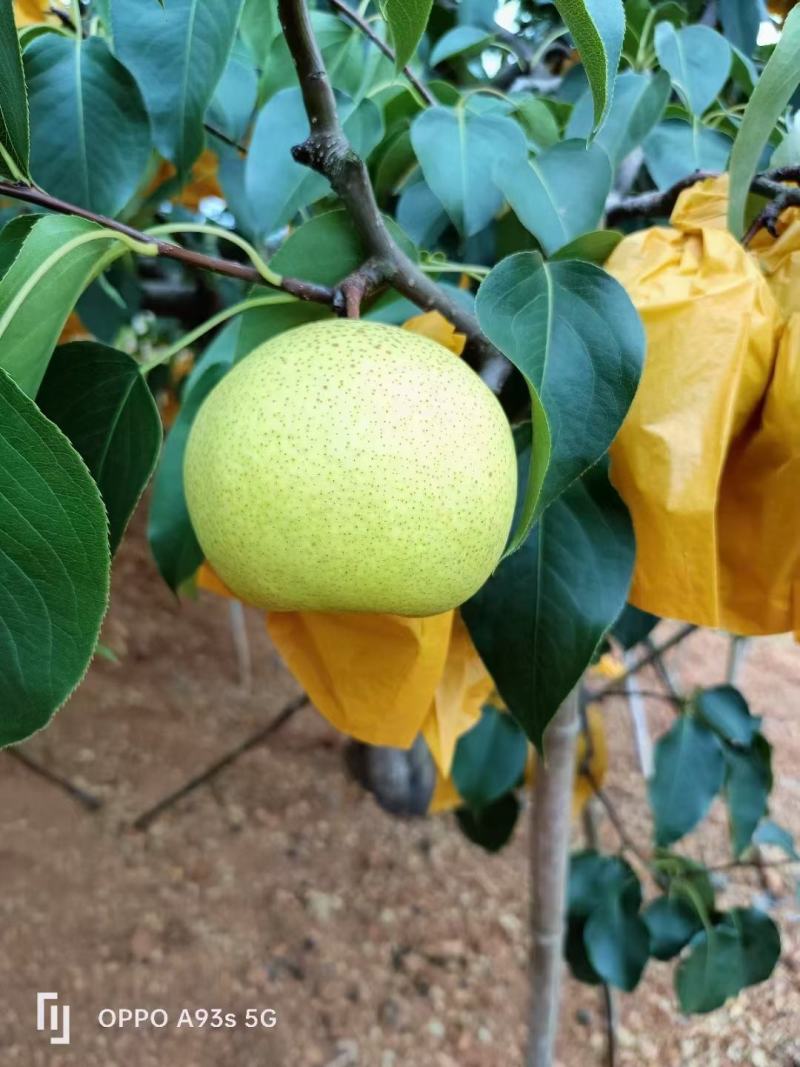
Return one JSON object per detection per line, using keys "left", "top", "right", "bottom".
{"left": 652, "top": 850, "right": 716, "bottom": 916}
{"left": 511, "top": 97, "right": 561, "bottom": 152}
{"left": 649, "top": 716, "right": 725, "bottom": 846}
{"left": 611, "top": 603, "right": 659, "bottom": 650}
{"left": 148, "top": 363, "right": 227, "bottom": 592}
{"left": 36, "top": 342, "right": 162, "bottom": 554}
{"left": 644, "top": 119, "right": 732, "bottom": 190}
{"left": 207, "top": 44, "right": 258, "bottom": 146}
{"left": 552, "top": 0, "right": 624, "bottom": 129}
{"left": 753, "top": 819, "right": 799, "bottom": 860}
{"left": 675, "top": 923, "right": 742, "bottom": 1014}
{"left": 0, "top": 214, "right": 37, "bottom": 278}
{"left": 642, "top": 896, "right": 703, "bottom": 961}
{"left": 568, "top": 851, "right": 638, "bottom": 917}
{"left": 380, "top": 0, "right": 433, "bottom": 70}
{"left": 396, "top": 179, "right": 449, "bottom": 247}
{"left": 25, "top": 35, "right": 151, "bottom": 217}
{"left": 722, "top": 908, "right": 781, "bottom": 988}
{"left": 566, "top": 69, "right": 671, "bottom": 166}
{"left": 695, "top": 685, "right": 761, "bottom": 746}
{"left": 245, "top": 88, "right": 384, "bottom": 241}
{"left": 495, "top": 140, "right": 613, "bottom": 256}
{"left": 455, "top": 791, "right": 520, "bottom": 852}
{"left": 567, "top": 851, "right": 649, "bottom": 990}
{"left": 462, "top": 453, "right": 635, "bottom": 750}
{"left": 584, "top": 889, "right": 650, "bottom": 991}
{"left": 0, "top": 367, "right": 109, "bottom": 747}
{"left": 552, "top": 229, "right": 623, "bottom": 264}
{"left": 0, "top": 0, "right": 30, "bottom": 180}
{"left": 269, "top": 209, "right": 417, "bottom": 286}
{"left": 240, "top": 0, "right": 280, "bottom": 67}
{"left": 654, "top": 23, "right": 731, "bottom": 117}
{"left": 728, "top": 5, "right": 800, "bottom": 236}
{"left": 410, "top": 105, "right": 528, "bottom": 236}
{"left": 0, "top": 215, "right": 121, "bottom": 397}
{"left": 429, "top": 26, "right": 493, "bottom": 66}
{"left": 476, "top": 252, "right": 643, "bottom": 550}
{"left": 451, "top": 706, "right": 528, "bottom": 809}
{"left": 257, "top": 11, "right": 380, "bottom": 103}
{"left": 676, "top": 908, "right": 780, "bottom": 1013}
{"left": 565, "top": 917, "right": 603, "bottom": 984}
{"left": 724, "top": 735, "right": 772, "bottom": 857}
{"left": 718, "top": 0, "right": 760, "bottom": 56}
{"left": 374, "top": 128, "right": 417, "bottom": 201}
{"left": 112, "top": 0, "right": 244, "bottom": 175}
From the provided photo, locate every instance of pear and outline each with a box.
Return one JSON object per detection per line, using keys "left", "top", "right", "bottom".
{"left": 184, "top": 319, "right": 517, "bottom": 615}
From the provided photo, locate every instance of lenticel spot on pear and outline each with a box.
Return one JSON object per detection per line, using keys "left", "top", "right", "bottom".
{"left": 184, "top": 319, "right": 517, "bottom": 616}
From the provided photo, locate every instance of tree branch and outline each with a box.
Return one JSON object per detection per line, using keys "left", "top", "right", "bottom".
{"left": 1, "top": 0, "right": 503, "bottom": 376}
{"left": 607, "top": 166, "right": 800, "bottom": 243}
{"left": 326, "top": 0, "right": 436, "bottom": 106}
{"left": 277, "top": 0, "right": 501, "bottom": 371}
{"left": 606, "top": 171, "right": 719, "bottom": 226}
{"left": 588, "top": 625, "right": 697, "bottom": 698}
{"left": 0, "top": 179, "right": 334, "bottom": 304}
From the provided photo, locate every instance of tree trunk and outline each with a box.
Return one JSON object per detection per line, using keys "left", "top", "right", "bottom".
{"left": 526, "top": 687, "right": 580, "bottom": 1067}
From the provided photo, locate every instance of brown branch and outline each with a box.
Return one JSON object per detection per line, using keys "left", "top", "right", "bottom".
{"left": 589, "top": 625, "right": 697, "bottom": 698}
{"left": 0, "top": 179, "right": 334, "bottom": 304}
{"left": 326, "top": 0, "right": 436, "bottom": 106}
{"left": 203, "top": 121, "right": 248, "bottom": 155}
{"left": 132, "top": 694, "right": 309, "bottom": 831}
{"left": 592, "top": 687, "right": 682, "bottom": 707}
{"left": 277, "top": 0, "right": 501, "bottom": 371}
{"left": 607, "top": 166, "right": 800, "bottom": 242}
{"left": 707, "top": 855, "right": 800, "bottom": 873}
{"left": 606, "top": 171, "right": 719, "bottom": 226}
{"left": 6, "top": 747, "right": 102, "bottom": 811}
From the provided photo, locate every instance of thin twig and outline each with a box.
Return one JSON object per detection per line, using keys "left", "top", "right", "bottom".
{"left": 326, "top": 0, "right": 436, "bottom": 106}
{"left": 591, "top": 625, "right": 697, "bottom": 698}
{"left": 5, "top": 748, "right": 103, "bottom": 811}
{"left": 0, "top": 179, "right": 334, "bottom": 304}
{"left": 643, "top": 635, "right": 682, "bottom": 702}
{"left": 707, "top": 855, "right": 800, "bottom": 873}
{"left": 132, "top": 694, "right": 308, "bottom": 831}
{"left": 587, "top": 773, "right": 652, "bottom": 869}
{"left": 601, "top": 982, "right": 619, "bottom": 1067}
{"left": 203, "top": 121, "right": 248, "bottom": 155}
{"left": 592, "top": 687, "right": 682, "bottom": 706}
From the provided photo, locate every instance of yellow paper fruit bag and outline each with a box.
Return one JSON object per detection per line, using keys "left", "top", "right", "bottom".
{"left": 266, "top": 609, "right": 452, "bottom": 748}
{"left": 608, "top": 176, "right": 800, "bottom": 634}
{"left": 13, "top": 0, "right": 54, "bottom": 26}
{"left": 197, "top": 562, "right": 491, "bottom": 757}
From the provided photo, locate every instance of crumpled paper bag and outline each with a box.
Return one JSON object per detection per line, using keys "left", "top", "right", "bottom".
{"left": 608, "top": 176, "right": 800, "bottom": 634}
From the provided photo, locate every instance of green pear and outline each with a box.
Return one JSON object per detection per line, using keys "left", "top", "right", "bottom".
{"left": 184, "top": 319, "right": 517, "bottom": 616}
